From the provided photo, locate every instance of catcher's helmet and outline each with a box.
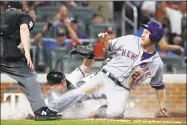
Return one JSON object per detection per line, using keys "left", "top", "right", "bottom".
{"left": 47, "top": 71, "right": 66, "bottom": 85}
{"left": 5, "top": 1, "right": 23, "bottom": 10}
{"left": 142, "top": 21, "right": 164, "bottom": 44}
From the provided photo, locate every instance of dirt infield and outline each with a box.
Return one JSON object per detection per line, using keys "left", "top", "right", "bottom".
{"left": 83, "top": 112, "right": 186, "bottom": 124}
{"left": 125, "top": 112, "right": 186, "bottom": 123}
{"left": 124, "top": 117, "right": 186, "bottom": 123}
{"left": 25, "top": 111, "right": 186, "bottom": 123}
{"left": 83, "top": 117, "right": 186, "bottom": 124}
{"left": 1, "top": 112, "right": 186, "bottom": 125}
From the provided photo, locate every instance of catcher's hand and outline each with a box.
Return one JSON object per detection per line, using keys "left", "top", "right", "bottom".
{"left": 69, "top": 43, "right": 94, "bottom": 59}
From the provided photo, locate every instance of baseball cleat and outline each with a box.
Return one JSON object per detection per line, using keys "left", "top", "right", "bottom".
{"left": 34, "top": 107, "right": 62, "bottom": 121}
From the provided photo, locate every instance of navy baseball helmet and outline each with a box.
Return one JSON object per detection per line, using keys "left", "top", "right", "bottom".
{"left": 142, "top": 21, "right": 164, "bottom": 44}
{"left": 5, "top": 1, "right": 23, "bottom": 10}
{"left": 47, "top": 71, "right": 66, "bottom": 85}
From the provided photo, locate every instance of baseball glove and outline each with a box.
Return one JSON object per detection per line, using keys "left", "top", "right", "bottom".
{"left": 69, "top": 43, "right": 94, "bottom": 59}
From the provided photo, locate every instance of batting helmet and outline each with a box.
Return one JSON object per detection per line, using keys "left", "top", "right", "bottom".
{"left": 47, "top": 71, "right": 66, "bottom": 85}
{"left": 5, "top": 1, "right": 23, "bottom": 11}
{"left": 142, "top": 21, "right": 164, "bottom": 44}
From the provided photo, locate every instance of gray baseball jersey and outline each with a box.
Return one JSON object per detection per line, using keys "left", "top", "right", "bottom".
{"left": 103, "top": 35, "right": 164, "bottom": 89}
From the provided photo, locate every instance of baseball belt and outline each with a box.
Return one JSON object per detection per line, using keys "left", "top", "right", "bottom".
{"left": 101, "top": 69, "right": 130, "bottom": 91}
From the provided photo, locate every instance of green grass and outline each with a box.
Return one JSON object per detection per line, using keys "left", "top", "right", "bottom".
{"left": 1, "top": 120, "right": 186, "bottom": 125}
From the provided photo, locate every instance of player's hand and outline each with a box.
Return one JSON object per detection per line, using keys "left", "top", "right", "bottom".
{"left": 156, "top": 108, "right": 170, "bottom": 117}
{"left": 25, "top": 53, "right": 34, "bottom": 71}
{"left": 160, "top": 108, "right": 169, "bottom": 117}
{"left": 98, "top": 32, "right": 109, "bottom": 49}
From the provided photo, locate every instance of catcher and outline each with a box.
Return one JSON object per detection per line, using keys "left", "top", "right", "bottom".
{"left": 44, "top": 45, "right": 108, "bottom": 117}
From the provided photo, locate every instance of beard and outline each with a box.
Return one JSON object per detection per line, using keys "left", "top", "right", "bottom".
{"left": 51, "top": 85, "right": 67, "bottom": 96}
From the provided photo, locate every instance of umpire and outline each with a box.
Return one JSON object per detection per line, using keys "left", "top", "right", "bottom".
{"left": 0, "top": 2, "right": 61, "bottom": 120}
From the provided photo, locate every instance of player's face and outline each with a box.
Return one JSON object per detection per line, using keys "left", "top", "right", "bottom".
{"left": 141, "top": 29, "right": 152, "bottom": 46}
{"left": 50, "top": 81, "right": 67, "bottom": 95}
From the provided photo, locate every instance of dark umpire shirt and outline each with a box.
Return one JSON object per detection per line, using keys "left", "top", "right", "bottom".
{"left": 0, "top": 9, "right": 34, "bottom": 60}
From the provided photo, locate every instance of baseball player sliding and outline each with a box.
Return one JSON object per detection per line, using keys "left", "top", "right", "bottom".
{"left": 47, "top": 21, "right": 169, "bottom": 118}
{"left": 45, "top": 57, "right": 106, "bottom": 105}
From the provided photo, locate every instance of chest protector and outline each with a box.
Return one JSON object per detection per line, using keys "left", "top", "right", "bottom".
{"left": 0, "top": 10, "right": 34, "bottom": 59}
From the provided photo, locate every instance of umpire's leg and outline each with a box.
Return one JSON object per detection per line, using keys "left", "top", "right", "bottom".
{"left": 0, "top": 58, "right": 46, "bottom": 112}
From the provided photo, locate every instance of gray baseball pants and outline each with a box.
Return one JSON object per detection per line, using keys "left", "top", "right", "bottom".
{"left": 0, "top": 58, "right": 46, "bottom": 112}
{"left": 48, "top": 72, "right": 129, "bottom": 117}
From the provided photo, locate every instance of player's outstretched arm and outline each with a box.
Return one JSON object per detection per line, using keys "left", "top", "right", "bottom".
{"left": 83, "top": 58, "right": 94, "bottom": 68}
{"left": 66, "top": 58, "right": 94, "bottom": 87}
{"left": 155, "top": 88, "right": 169, "bottom": 117}
{"left": 98, "top": 33, "right": 135, "bottom": 52}
{"left": 150, "top": 65, "right": 169, "bottom": 117}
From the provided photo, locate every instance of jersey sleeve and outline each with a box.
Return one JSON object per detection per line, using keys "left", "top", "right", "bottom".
{"left": 19, "top": 14, "right": 34, "bottom": 31}
{"left": 108, "top": 37, "right": 124, "bottom": 51}
{"left": 150, "top": 64, "right": 165, "bottom": 89}
{"left": 66, "top": 67, "right": 84, "bottom": 87}
{"left": 109, "top": 35, "right": 139, "bottom": 52}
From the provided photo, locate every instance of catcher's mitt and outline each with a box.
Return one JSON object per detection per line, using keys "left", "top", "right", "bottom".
{"left": 69, "top": 43, "right": 94, "bottom": 59}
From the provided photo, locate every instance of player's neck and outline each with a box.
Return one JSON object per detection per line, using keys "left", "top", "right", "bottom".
{"left": 142, "top": 44, "right": 155, "bottom": 54}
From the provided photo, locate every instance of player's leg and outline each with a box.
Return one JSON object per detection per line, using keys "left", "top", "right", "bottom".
{"left": 48, "top": 73, "right": 103, "bottom": 113}
{"left": 76, "top": 73, "right": 106, "bottom": 101}
{"left": 106, "top": 86, "right": 129, "bottom": 117}
{"left": 66, "top": 58, "right": 94, "bottom": 87}
{"left": 88, "top": 104, "right": 108, "bottom": 118}
{"left": 90, "top": 87, "right": 129, "bottom": 118}
{"left": 0, "top": 59, "right": 46, "bottom": 112}
{"left": 91, "top": 72, "right": 130, "bottom": 118}
{"left": 45, "top": 72, "right": 105, "bottom": 108}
